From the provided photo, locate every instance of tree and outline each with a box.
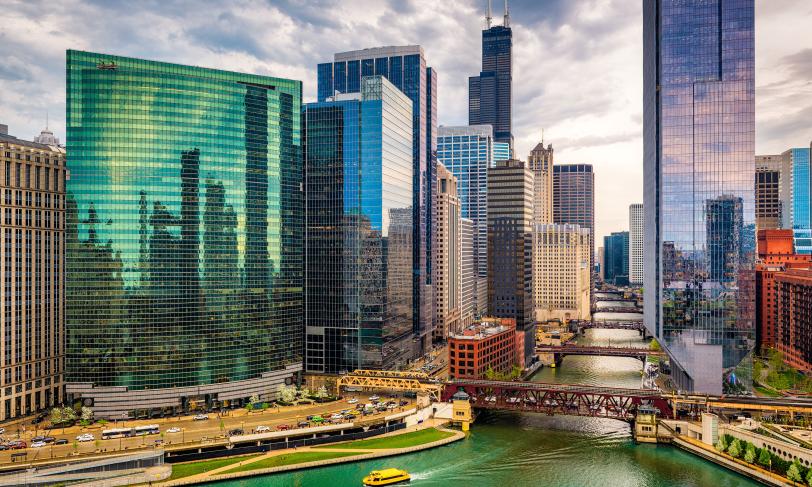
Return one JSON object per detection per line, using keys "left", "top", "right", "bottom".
{"left": 805, "top": 465, "right": 812, "bottom": 486}
{"left": 80, "top": 406, "right": 94, "bottom": 422}
{"left": 744, "top": 443, "right": 757, "bottom": 463}
{"left": 788, "top": 460, "right": 803, "bottom": 483}
{"left": 299, "top": 386, "right": 310, "bottom": 398}
{"left": 649, "top": 339, "right": 661, "bottom": 352}
{"left": 249, "top": 394, "right": 260, "bottom": 406}
{"left": 316, "top": 386, "right": 329, "bottom": 399}
{"left": 279, "top": 384, "right": 296, "bottom": 403}
{"left": 715, "top": 435, "right": 729, "bottom": 453}
{"left": 758, "top": 447, "right": 772, "bottom": 467}
{"left": 769, "top": 349, "right": 785, "bottom": 372}
{"left": 50, "top": 406, "right": 77, "bottom": 425}
{"left": 727, "top": 439, "right": 742, "bottom": 458}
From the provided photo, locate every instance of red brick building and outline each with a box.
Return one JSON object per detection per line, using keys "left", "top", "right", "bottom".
{"left": 756, "top": 230, "right": 811, "bottom": 350}
{"left": 774, "top": 269, "right": 812, "bottom": 372}
{"left": 448, "top": 318, "right": 519, "bottom": 379}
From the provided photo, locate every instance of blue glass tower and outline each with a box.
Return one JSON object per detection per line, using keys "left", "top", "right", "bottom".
{"left": 644, "top": 0, "right": 755, "bottom": 394}
{"left": 437, "top": 125, "right": 494, "bottom": 316}
{"left": 318, "top": 46, "right": 437, "bottom": 354}
{"left": 603, "top": 231, "right": 629, "bottom": 286}
{"left": 303, "top": 76, "right": 414, "bottom": 373}
{"left": 787, "top": 147, "right": 812, "bottom": 254}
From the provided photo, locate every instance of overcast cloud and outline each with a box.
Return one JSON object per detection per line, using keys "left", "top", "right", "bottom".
{"left": 1, "top": 0, "right": 810, "bottom": 242}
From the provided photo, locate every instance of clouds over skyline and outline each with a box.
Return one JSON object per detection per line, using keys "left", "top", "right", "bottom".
{"left": 1, "top": 0, "right": 810, "bottom": 242}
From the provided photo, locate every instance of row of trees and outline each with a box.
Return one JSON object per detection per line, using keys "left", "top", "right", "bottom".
{"left": 483, "top": 365, "right": 523, "bottom": 381}
{"left": 49, "top": 405, "right": 96, "bottom": 427}
{"left": 248, "top": 385, "right": 331, "bottom": 410}
{"left": 716, "top": 434, "right": 812, "bottom": 484}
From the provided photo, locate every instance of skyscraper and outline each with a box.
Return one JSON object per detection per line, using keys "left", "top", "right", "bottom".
{"left": 0, "top": 127, "right": 66, "bottom": 421}
{"left": 303, "top": 76, "right": 414, "bottom": 373}
{"left": 433, "top": 163, "right": 462, "bottom": 342}
{"left": 533, "top": 224, "right": 591, "bottom": 323}
{"left": 529, "top": 140, "right": 554, "bottom": 226}
{"left": 553, "top": 164, "right": 595, "bottom": 287}
{"left": 460, "top": 217, "right": 476, "bottom": 327}
{"left": 643, "top": 0, "right": 755, "bottom": 394}
{"left": 784, "top": 147, "right": 812, "bottom": 254}
{"left": 603, "top": 231, "right": 630, "bottom": 286}
{"left": 755, "top": 154, "right": 786, "bottom": 231}
{"left": 469, "top": 3, "right": 513, "bottom": 154}
{"left": 629, "top": 204, "right": 644, "bottom": 285}
{"left": 65, "top": 51, "right": 303, "bottom": 417}
{"left": 317, "top": 46, "right": 436, "bottom": 354}
{"left": 437, "top": 125, "right": 493, "bottom": 316}
{"left": 487, "top": 159, "right": 534, "bottom": 365}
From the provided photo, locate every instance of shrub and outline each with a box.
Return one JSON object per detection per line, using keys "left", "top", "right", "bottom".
{"left": 744, "top": 443, "right": 756, "bottom": 463}
{"left": 727, "top": 439, "right": 742, "bottom": 458}
{"left": 715, "top": 436, "right": 728, "bottom": 452}
{"left": 788, "top": 461, "right": 803, "bottom": 483}
{"left": 758, "top": 447, "right": 772, "bottom": 467}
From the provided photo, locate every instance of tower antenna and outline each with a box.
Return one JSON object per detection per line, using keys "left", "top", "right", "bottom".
{"left": 503, "top": 0, "right": 510, "bottom": 27}
{"left": 486, "top": 0, "right": 492, "bottom": 28}
{"left": 46, "top": 111, "right": 49, "bottom": 130}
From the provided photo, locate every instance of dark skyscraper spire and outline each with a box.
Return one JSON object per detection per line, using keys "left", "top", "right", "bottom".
{"left": 503, "top": 0, "right": 510, "bottom": 27}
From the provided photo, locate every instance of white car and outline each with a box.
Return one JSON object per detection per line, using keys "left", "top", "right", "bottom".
{"left": 256, "top": 425, "right": 270, "bottom": 433}
{"left": 368, "top": 395, "right": 380, "bottom": 401}
{"left": 76, "top": 434, "right": 95, "bottom": 442}
{"left": 193, "top": 414, "right": 209, "bottom": 421}
{"left": 30, "top": 441, "right": 47, "bottom": 448}
{"left": 0, "top": 428, "right": 5, "bottom": 435}
{"left": 166, "top": 427, "right": 181, "bottom": 434}
{"left": 330, "top": 413, "right": 343, "bottom": 420}
{"left": 347, "top": 398, "right": 358, "bottom": 404}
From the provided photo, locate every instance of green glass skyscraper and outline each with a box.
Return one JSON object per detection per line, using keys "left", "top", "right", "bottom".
{"left": 65, "top": 50, "right": 303, "bottom": 417}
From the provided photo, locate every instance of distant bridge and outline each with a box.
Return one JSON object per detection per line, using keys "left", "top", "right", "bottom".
{"left": 535, "top": 345, "right": 665, "bottom": 361}
{"left": 442, "top": 379, "right": 673, "bottom": 421}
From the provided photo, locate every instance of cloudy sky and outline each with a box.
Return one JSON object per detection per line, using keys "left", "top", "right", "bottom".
{"left": 1, "top": 0, "right": 811, "bottom": 242}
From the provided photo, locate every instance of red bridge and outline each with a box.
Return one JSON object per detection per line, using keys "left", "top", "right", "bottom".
{"left": 535, "top": 345, "right": 665, "bottom": 361}
{"left": 441, "top": 379, "right": 674, "bottom": 421}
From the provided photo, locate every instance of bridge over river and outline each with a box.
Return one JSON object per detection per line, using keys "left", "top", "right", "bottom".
{"left": 535, "top": 344, "right": 665, "bottom": 362}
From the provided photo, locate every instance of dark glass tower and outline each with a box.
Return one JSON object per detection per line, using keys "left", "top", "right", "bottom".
{"left": 65, "top": 51, "right": 303, "bottom": 418}
{"left": 469, "top": 12, "right": 513, "bottom": 154}
{"left": 553, "top": 164, "right": 595, "bottom": 287}
{"left": 317, "top": 46, "right": 437, "bottom": 356}
{"left": 603, "top": 231, "right": 630, "bottom": 286}
{"left": 643, "top": 0, "right": 755, "bottom": 394}
{"left": 303, "top": 76, "right": 414, "bottom": 373}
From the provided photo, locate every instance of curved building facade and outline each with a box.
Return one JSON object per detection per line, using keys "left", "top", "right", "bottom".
{"left": 65, "top": 51, "right": 303, "bottom": 417}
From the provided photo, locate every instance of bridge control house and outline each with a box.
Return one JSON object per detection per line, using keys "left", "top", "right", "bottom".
{"left": 448, "top": 318, "right": 521, "bottom": 379}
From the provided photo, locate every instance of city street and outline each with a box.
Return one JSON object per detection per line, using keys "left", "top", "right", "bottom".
{"left": 0, "top": 393, "right": 414, "bottom": 466}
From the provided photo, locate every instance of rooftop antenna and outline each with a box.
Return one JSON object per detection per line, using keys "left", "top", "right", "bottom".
{"left": 541, "top": 128, "right": 544, "bottom": 146}
{"left": 486, "top": 0, "right": 493, "bottom": 28}
{"left": 46, "top": 111, "right": 49, "bottom": 130}
{"left": 503, "top": 0, "right": 510, "bottom": 27}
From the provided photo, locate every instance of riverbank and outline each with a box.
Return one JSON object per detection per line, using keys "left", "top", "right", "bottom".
{"left": 157, "top": 421, "right": 464, "bottom": 486}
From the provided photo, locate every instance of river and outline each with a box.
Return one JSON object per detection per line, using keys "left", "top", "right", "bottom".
{"left": 210, "top": 312, "right": 758, "bottom": 486}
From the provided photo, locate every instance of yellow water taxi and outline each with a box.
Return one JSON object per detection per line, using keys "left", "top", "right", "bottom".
{"left": 362, "top": 468, "right": 411, "bottom": 486}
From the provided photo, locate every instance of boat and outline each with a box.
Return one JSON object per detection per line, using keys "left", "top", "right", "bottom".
{"left": 362, "top": 468, "right": 411, "bottom": 486}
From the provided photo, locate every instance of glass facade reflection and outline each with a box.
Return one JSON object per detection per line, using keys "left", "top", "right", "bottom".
{"left": 643, "top": 1, "right": 755, "bottom": 394}
{"left": 437, "top": 125, "right": 493, "bottom": 316}
{"left": 303, "top": 76, "right": 414, "bottom": 373}
{"left": 788, "top": 148, "right": 812, "bottom": 254}
{"left": 65, "top": 51, "right": 302, "bottom": 416}
{"left": 318, "top": 46, "right": 436, "bottom": 354}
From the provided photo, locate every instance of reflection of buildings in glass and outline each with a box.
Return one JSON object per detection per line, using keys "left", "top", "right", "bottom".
{"left": 705, "top": 196, "right": 743, "bottom": 284}
{"left": 304, "top": 75, "right": 414, "bottom": 373}
{"left": 318, "top": 46, "right": 436, "bottom": 355}
{"left": 603, "top": 231, "right": 629, "bottom": 286}
{"left": 644, "top": 1, "right": 755, "bottom": 394}
{"left": 65, "top": 51, "right": 302, "bottom": 417}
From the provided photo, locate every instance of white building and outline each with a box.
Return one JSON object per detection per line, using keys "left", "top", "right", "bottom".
{"left": 629, "top": 203, "right": 644, "bottom": 285}
{"left": 533, "top": 223, "right": 591, "bottom": 322}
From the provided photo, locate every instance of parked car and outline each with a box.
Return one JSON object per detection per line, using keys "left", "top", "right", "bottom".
{"left": 228, "top": 428, "right": 244, "bottom": 436}
{"left": 276, "top": 424, "right": 290, "bottom": 431}
{"left": 347, "top": 398, "right": 358, "bottom": 404}
{"left": 8, "top": 441, "right": 25, "bottom": 450}
{"left": 368, "top": 395, "right": 380, "bottom": 401}
{"left": 30, "top": 441, "right": 47, "bottom": 448}
{"left": 42, "top": 437, "right": 55, "bottom": 443}
{"left": 193, "top": 414, "right": 209, "bottom": 421}
{"left": 256, "top": 425, "right": 270, "bottom": 433}
{"left": 166, "top": 427, "right": 181, "bottom": 434}
{"left": 0, "top": 428, "right": 5, "bottom": 435}
{"left": 297, "top": 421, "right": 309, "bottom": 428}
{"left": 54, "top": 439, "right": 68, "bottom": 445}
{"left": 0, "top": 445, "right": 8, "bottom": 451}
{"left": 330, "top": 413, "right": 343, "bottom": 420}
{"left": 344, "top": 414, "right": 356, "bottom": 421}
{"left": 399, "top": 400, "right": 408, "bottom": 406}
{"left": 32, "top": 436, "right": 46, "bottom": 442}
{"left": 76, "top": 433, "right": 95, "bottom": 442}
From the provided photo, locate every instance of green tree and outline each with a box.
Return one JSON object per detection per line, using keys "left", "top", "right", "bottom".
{"left": 727, "top": 439, "right": 742, "bottom": 458}
{"left": 758, "top": 447, "right": 772, "bottom": 467}
{"left": 715, "top": 435, "right": 728, "bottom": 452}
{"left": 80, "top": 406, "right": 94, "bottom": 422}
{"left": 649, "top": 339, "right": 661, "bottom": 351}
{"left": 788, "top": 460, "right": 803, "bottom": 482}
{"left": 769, "top": 349, "right": 785, "bottom": 372}
{"left": 805, "top": 465, "right": 812, "bottom": 486}
{"left": 744, "top": 443, "right": 757, "bottom": 463}
{"left": 484, "top": 366, "right": 496, "bottom": 380}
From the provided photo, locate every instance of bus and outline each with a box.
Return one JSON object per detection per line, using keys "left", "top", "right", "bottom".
{"left": 134, "top": 424, "right": 160, "bottom": 436}
{"left": 101, "top": 428, "right": 135, "bottom": 440}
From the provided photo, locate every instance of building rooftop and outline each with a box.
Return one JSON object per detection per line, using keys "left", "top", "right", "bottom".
{"left": 451, "top": 318, "right": 515, "bottom": 340}
{"left": 0, "top": 131, "right": 65, "bottom": 153}
{"left": 334, "top": 45, "right": 423, "bottom": 62}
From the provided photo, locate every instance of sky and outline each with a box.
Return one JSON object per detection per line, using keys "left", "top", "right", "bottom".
{"left": 1, "top": 0, "right": 811, "bottom": 243}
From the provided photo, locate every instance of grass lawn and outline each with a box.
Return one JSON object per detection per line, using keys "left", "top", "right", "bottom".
{"left": 168, "top": 454, "right": 262, "bottom": 481}
{"left": 314, "top": 427, "right": 455, "bottom": 450}
{"left": 221, "top": 451, "right": 359, "bottom": 474}
{"left": 754, "top": 385, "right": 781, "bottom": 398}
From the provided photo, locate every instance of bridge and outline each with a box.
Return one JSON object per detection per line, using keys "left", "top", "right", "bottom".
{"left": 441, "top": 379, "right": 674, "bottom": 421}
{"left": 336, "top": 369, "right": 442, "bottom": 400}
{"left": 535, "top": 345, "right": 665, "bottom": 362}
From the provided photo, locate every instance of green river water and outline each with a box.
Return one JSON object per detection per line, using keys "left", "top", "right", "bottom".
{"left": 211, "top": 315, "right": 759, "bottom": 487}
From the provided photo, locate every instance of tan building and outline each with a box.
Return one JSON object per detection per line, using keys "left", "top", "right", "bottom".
{"left": 433, "top": 163, "right": 462, "bottom": 342}
{"left": 528, "top": 140, "right": 553, "bottom": 226}
{"left": 533, "top": 223, "right": 591, "bottom": 323}
{"left": 755, "top": 154, "right": 787, "bottom": 231}
{"left": 0, "top": 125, "right": 65, "bottom": 420}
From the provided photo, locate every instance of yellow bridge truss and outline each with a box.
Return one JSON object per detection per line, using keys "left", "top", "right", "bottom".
{"left": 337, "top": 369, "right": 442, "bottom": 401}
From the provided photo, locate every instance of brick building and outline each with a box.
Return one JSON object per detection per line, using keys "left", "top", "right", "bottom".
{"left": 775, "top": 269, "right": 812, "bottom": 372}
{"left": 448, "top": 317, "right": 519, "bottom": 379}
